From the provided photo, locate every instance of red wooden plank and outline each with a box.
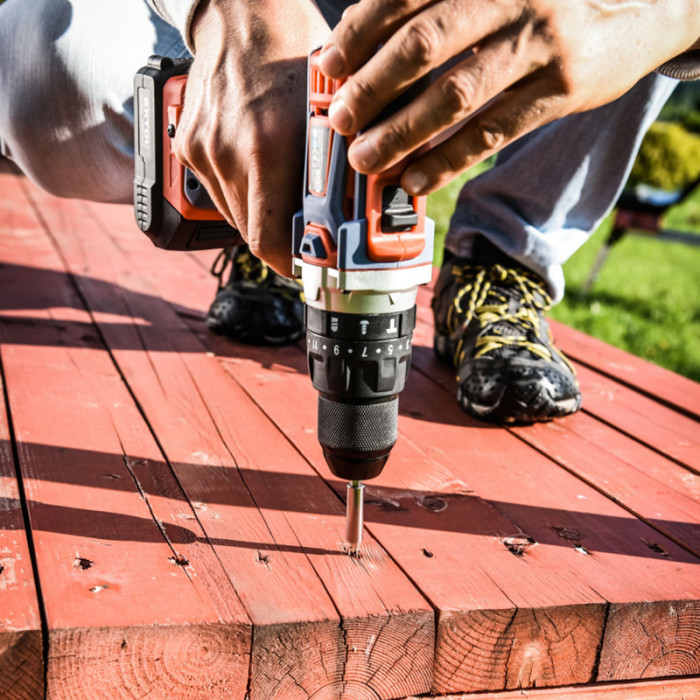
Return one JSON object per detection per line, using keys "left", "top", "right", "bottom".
{"left": 1, "top": 172, "right": 251, "bottom": 698}
{"left": 415, "top": 285, "right": 700, "bottom": 472}
{"left": 509, "top": 414, "right": 700, "bottom": 557}
{"left": 406, "top": 675, "right": 700, "bottom": 699}
{"left": 89, "top": 202, "right": 636, "bottom": 695}
{"left": 550, "top": 319, "right": 700, "bottom": 420}
{"left": 0, "top": 371, "right": 43, "bottom": 700}
{"left": 23, "top": 187, "right": 436, "bottom": 699}
{"left": 87, "top": 198, "right": 700, "bottom": 694}
{"left": 575, "top": 364, "right": 700, "bottom": 472}
{"left": 410, "top": 298, "right": 700, "bottom": 553}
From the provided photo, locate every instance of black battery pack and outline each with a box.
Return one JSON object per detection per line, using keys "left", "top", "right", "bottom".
{"left": 133, "top": 55, "right": 241, "bottom": 251}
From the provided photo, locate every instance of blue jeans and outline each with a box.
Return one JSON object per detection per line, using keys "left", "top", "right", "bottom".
{"left": 0, "top": 0, "right": 677, "bottom": 299}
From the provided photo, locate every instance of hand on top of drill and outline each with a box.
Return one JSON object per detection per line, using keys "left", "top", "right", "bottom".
{"left": 172, "top": 0, "right": 329, "bottom": 276}
{"left": 319, "top": 0, "right": 700, "bottom": 197}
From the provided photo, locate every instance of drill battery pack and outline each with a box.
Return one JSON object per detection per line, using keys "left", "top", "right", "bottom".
{"left": 133, "top": 55, "right": 240, "bottom": 251}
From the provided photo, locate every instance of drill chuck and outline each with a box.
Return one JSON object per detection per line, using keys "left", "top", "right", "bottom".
{"left": 305, "top": 305, "right": 416, "bottom": 481}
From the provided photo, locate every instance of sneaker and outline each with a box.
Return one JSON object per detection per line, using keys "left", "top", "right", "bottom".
{"left": 206, "top": 245, "right": 305, "bottom": 345}
{"left": 432, "top": 242, "right": 582, "bottom": 423}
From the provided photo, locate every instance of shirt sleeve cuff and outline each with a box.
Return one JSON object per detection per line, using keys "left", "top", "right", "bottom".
{"left": 146, "top": 0, "right": 203, "bottom": 53}
{"left": 657, "top": 50, "right": 700, "bottom": 80}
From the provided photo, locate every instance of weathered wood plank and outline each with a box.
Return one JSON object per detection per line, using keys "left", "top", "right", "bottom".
{"left": 415, "top": 285, "right": 700, "bottom": 557}
{"left": 83, "top": 201, "right": 613, "bottom": 694}
{"left": 39, "top": 192, "right": 700, "bottom": 694}
{"left": 0, "top": 372, "right": 43, "bottom": 700}
{"left": 550, "top": 319, "right": 700, "bottom": 420}
{"left": 510, "top": 415, "right": 700, "bottom": 557}
{"left": 89, "top": 197, "right": 700, "bottom": 694}
{"left": 408, "top": 303, "right": 700, "bottom": 686}
{"left": 1, "top": 172, "right": 252, "bottom": 698}
{"left": 24, "top": 186, "right": 436, "bottom": 699}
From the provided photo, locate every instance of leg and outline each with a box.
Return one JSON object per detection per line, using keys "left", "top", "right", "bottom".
{"left": 444, "top": 73, "right": 678, "bottom": 302}
{"left": 433, "top": 73, "right": 677, "bottom": 423}
{"left": 0, "top": 0, "right": 187, "bottom": 203}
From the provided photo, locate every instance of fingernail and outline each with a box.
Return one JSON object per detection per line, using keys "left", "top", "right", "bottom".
{"left": 319, "top": 46, "right": 344, "bottom": 77}
{"left": 350, "top": 137, "right": 378, "bottom": 170}
{"left": 403, "top": 169, "right": 428, "bottom": 195}
{"left": 328, "top": 97, "right": 353, "bottom": 133}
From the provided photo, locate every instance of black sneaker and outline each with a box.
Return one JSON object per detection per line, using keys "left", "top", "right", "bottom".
{"left": 432, "top": 243, "right": 582, "bottom": 423}
{"left": 206, "top": 245, "right": 305, "bottom": 345}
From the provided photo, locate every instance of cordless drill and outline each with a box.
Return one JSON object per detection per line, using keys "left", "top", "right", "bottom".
{"left": 292, "top": 50, "right": 434, "bottom": 553}
{"left": 133, "top": 52, "right": 434, "bottom": 554}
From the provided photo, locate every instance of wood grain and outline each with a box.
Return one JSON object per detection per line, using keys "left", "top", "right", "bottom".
{"left": 82, "top": 201, "right": 612, "bottom": 694}
{"left": 23, "top": 186, "right": 436, "bottom": 698}
{"left": 0, "top": 372, "right": 42, "bottom": 699}
{"left": 0, "top": 172, "right": 252, "bottom": 699}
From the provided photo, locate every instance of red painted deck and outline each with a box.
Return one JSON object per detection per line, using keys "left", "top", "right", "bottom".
{"left": 1, "top": 160, "right": 699, "bottom": 699}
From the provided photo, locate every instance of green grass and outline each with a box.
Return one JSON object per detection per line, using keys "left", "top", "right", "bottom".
{"left": 426, "top": 179, "right": 700, "bottom": 382}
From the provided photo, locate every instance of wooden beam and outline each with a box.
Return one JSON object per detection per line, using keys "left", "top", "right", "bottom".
{"left": 550, "top": 319, "right": 700, "bottom": 420}
{"left": 81, "top": 201, "right": 611, "bottom": 694}
{"left": 85, "top": 197, "right": 700, "bottom": 695}
{"left": 0, "top": 172, "right": 252, "bottom": 698}
{"left": 0, "top": 372, "right": 43, "bottom": 700}
{"left": 22, "top": 186, "right": 436, "bottom": 698}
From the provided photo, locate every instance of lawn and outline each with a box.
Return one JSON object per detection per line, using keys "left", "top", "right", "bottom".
{"left": 426, "top": 173, "right": 700, "bottom": 383}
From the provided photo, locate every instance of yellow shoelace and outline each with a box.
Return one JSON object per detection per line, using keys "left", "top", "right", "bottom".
{"left": 447, "top": 263, "right": 573, "bottom": 370}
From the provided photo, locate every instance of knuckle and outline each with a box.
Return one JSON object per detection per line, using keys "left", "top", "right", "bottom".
{"left": 441, "top": 71, "right": 479, "bottom": 116}
{"left": 473, "top": 119, "right": 506, "bottom": 152}
{"left": 378, "top": 120, "right": 410, "bottom": 153}
{"left": 350, "top": 76, "right": 378, "bottom": 106}
{"left": 434, "top": 144, "right": 465, "bottom": 175}
{"left": 402, "top": 17, "right": 442, "bottom": 67}
{"left": 386, "top": 0, "right": 413, "bottom": 12}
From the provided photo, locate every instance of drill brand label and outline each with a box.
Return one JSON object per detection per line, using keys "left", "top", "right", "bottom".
{"left": 308, "top": 119, "right": 331, "bottom": 196}
{"left": 137, "top": 86, "right": 152, "bottom": 160}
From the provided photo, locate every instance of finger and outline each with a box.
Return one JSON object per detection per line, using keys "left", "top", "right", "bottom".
{"left": 346, "top": 30, "right": 551, "bottom": 173}
{"left": 319, "top": 0, "right": 429, "bottom": 78}
{"left": 246, "top": 163, "right": 298, "bottom": 276}
{"left": 327, "top": 0, "right": 526, "bottom": 135}
{"left": 400, "top": 71, "right": 568, "bottom": 195}
{"left": 173, "top": 129, "right": 242, "bottom": 229}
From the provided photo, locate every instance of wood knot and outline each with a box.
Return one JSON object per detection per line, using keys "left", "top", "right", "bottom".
{"left": 641, "top": 538, "right": 670, "bottom": 558}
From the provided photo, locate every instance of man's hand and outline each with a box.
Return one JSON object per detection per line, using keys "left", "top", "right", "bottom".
{"left": 319, "top": 0, "right": 700, "bottom": 196}
{"left": 172, "top": 0, "right": 329, "bottom": 275}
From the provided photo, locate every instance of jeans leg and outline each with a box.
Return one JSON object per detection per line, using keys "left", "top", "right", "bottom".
{"left": 445, "top": 73, "right": 678, "bottom": 302}
{"left": 0, "top": 0, "right": 187, "bottom": 203}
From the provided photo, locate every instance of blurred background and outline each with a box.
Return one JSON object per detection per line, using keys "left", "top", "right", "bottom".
{"left": 428, "top": 81, "right": 700, "bottom": 382}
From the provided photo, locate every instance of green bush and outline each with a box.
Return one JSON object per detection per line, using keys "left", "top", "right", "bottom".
{"left": 629, "top": 121, "right": 700, "bottom": 191}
